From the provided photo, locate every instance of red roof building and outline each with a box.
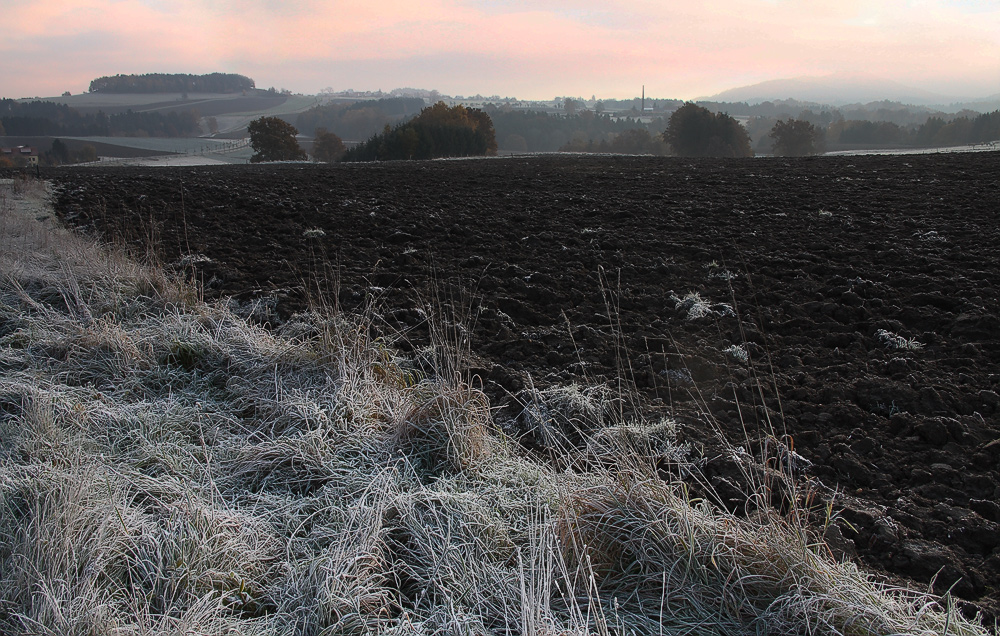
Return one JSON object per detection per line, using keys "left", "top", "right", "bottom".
{"left": 0, "top": 146, "right": 39, "bottom": 166}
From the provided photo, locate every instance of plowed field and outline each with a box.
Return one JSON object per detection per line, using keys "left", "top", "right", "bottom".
{"left": 47, "top": 153, "right": 1000, "bottom": 622}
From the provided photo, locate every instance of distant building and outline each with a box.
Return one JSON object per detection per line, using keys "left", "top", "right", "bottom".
{"left": 1, "top": 146, "right": 39, "bottom": 166}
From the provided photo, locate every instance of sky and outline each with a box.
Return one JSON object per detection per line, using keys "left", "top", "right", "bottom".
{"left": 3, "top": 0, "right": 999, "bottom": 101}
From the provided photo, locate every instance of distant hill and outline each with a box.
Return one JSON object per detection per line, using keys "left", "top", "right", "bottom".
{"left": 949, "top": 93, "right": 1000, "bottom": 113}
{"left": 89, "top": 73, "right": 255, "bottom": 94}
{"left": 704, "top": 74, "right": 960, "bottom": 108}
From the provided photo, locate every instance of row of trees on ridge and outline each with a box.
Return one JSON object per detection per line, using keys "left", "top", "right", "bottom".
{"left": 483, "top": 106, "right": 668, "bottom": 153}
{"left": 250, "top": 103, "right": 1000, "bottom": 163}
{"left": 342, "top": 103, "right": 498, "bottom": 161}
{"left": 1, "top": 99, "right": 201, "bottom": 137}
{"left": 290, "top": 94, "right": 1000, "bottom": 156}
{"left": 88, "top": 73, "right": 255, "bottom": 94}
{"left": 248, "top": 103, "right": 499, "bottom": 163}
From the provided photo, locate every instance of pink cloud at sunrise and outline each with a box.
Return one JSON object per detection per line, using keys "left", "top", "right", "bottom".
{"left": 3, "top": 0, "right": 998, "bottom": 100}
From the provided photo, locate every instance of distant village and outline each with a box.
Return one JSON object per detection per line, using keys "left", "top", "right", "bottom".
{"left": 321, "top": 87, "right": 677, "bottom": 124}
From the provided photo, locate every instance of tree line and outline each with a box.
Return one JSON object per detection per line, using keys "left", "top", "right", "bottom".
{"left": 696, "top": 99, "right": 982, "bottom": 128}
{"left": 251, "top": 100, "right": 1000, "bottom": 163}
{"left": 1, "top": 100, "right": 201, "bottom": 137}
{"left": 491, "top": 102, "right": 996, "bottom": 157}
{"left": 259, "top": 103, "right": 748, "bottom": 161}
{"left": 293, "top": 100, "right": 669, "bottom": 153}
{"left": 283, "top": 94, "right": 1000, "bottom": 160}
{"left": 482, "top": 106, "right": 666, "bottom": 153}
{"left": 748, "top": 109, "right": 1000, "bottom": 152}
{"left": 559, "top": 128, "right": 668, "bottom": 155}
{"left": 342, "top": 102, "right": 497, "bottom": 161}
{"left": 249, "top": 103, "right": 498, "bottom": 163}
{"left": 88, "top": 73, "right": 255, "bottom": 94}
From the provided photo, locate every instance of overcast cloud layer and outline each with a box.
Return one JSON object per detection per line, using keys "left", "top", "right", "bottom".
{"left": 4, "top": 0, "right": 999, "bottom": 100}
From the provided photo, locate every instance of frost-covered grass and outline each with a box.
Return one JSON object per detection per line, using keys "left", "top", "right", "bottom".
{"left": 0, "top": 177, "right": 988, "bottom": 635}
{"left": 876, "top": 328, "right": 925, "bottom": 351}
{"left": 671, "top": 291, "right": 734, "bottom": 321}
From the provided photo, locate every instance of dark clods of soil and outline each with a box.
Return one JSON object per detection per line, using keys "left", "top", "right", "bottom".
{"left": 46, "top": 153, "right": 1000, "bottom": 623}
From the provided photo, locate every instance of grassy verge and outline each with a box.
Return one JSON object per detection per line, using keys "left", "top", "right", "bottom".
{"left": 0, "top": 176, "right": 988, "bottom": 635}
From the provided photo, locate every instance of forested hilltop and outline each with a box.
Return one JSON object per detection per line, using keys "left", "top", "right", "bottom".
{"left": 89, "top": 73, "right": 255, "bottom": 94}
